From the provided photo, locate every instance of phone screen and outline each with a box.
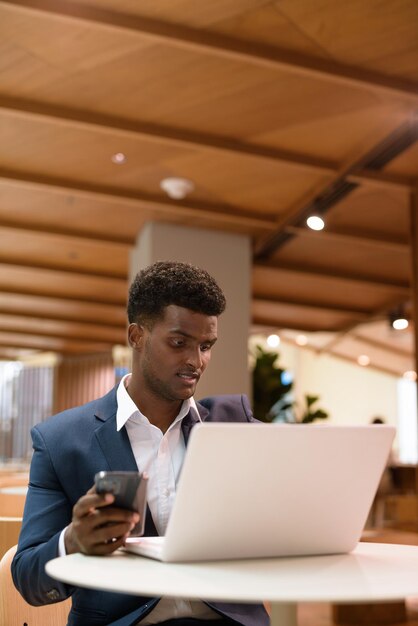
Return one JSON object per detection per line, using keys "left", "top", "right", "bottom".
{"left": 94, "top": 471, "right": 148, "bottom": 536}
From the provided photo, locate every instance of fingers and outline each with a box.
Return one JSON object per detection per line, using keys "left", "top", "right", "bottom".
{"left": 66, "top": 486, "right": 140, "bottom": 556}
{"left": 73, "top": 491, "right": 115, "bottom": 518}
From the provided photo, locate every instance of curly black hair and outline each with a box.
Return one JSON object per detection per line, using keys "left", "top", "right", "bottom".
{"left": 127, "top": 260, "right": 226, "bottom": 325}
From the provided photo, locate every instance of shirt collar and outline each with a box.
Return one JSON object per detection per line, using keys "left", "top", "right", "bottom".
{"left": 116, "top": 373, "right": 201, "bottom": 432}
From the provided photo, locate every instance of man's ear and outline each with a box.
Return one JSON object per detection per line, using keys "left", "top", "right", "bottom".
{"left": 128, "top": 323, "right": 144, "bottom": 350}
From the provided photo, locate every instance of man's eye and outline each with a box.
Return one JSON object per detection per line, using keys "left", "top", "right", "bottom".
{"left": 172, "top": 339, "right": 184, "bottom": 347}
{"left": 201, "top": 344, "right": 211, "bottom": 352}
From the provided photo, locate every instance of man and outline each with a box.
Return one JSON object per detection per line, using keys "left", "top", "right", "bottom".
{"left": 12, "top": 261, "right": 269, "bottom": 626}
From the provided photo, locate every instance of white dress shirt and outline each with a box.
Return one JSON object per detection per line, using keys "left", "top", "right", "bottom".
{"left": 116, "top": 374, "right": 220, "bottom": 624}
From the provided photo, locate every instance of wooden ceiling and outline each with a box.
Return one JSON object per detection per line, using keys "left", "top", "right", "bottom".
{"left": 0, "top": 0, "right": 417, "bottom": 376}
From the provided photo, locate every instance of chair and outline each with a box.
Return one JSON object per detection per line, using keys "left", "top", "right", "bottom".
{"left": 0, "top": 493, "right": 26, "bottom": 517}
{"left": 0, "top": 516, "right": 22, "bottom": 558}
{"left": 0, "top": 545, "right": 71, "bottom": 626}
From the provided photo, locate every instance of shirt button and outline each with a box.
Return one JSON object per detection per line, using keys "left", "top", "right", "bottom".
{"left": 163, "top": 488, "right": 170, "bottom": 497}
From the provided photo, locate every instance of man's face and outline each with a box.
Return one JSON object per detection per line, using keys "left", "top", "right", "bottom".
{"left": 133, "top": 305, "right": 218, "bottom": 403}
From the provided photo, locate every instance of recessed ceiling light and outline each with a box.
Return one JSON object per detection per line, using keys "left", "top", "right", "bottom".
{"left": 403, "top": 370, "right": 417, "bottom": 381}
{"left": 392, "top": 317, "right": 409, "bottom": 330}
{"left": 306, "top": 215, "right": 325, "bottom": 231}
{"left": 267, "top": 334, "right": 280, "bottom": 348}
{"left": 160, "top": 177, "right": 194, "bottom": 199}
{"left": 111, "top": 152, "right": 127, "bottom": 164}
{"left": 357, "top": 354, "right": 370, "bottom": 366}
{"left": 295, "top": 334, "right": 308, "bottom": 346}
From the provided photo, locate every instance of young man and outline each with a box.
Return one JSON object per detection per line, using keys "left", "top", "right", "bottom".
{"left": 12, "top": 261, "right": 269, "bottom": 626}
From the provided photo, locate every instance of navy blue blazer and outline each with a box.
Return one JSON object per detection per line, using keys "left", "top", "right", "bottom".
{"left": 12, "top": 388, "right": 269, "bottom": 626}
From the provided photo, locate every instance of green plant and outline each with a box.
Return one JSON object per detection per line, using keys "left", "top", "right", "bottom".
{"left": 251, "top": 345, "right": 329, "bottom": 424}
{"left": 298, "top": 394, "right": 328, "bottom": 424}
{"left": 252, "top": 345, "right": 292, "bottom": 423}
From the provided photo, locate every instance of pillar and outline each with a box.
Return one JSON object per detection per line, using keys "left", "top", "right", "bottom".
{"left": 130, "top": 222, "right": 251, "bottom": 398}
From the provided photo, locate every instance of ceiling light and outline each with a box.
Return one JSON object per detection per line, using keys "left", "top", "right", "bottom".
{"left": 295, "top": 334, "right": 308, "bottom": 346}
{"left": 357, "top": 354, "right": 370, "bottom": 366}
{"left": 306, "top": 215, "right": 325, "bottom": 231}
{"left": 403, "top": 370, "right": 417, "bottom": 381}
{"left": 267, "top": 334, "right": 280, "bottom": 348}
{"left": 389, "top": 306, "right": 409, "bottom": 330}
{"left": 160, "top": 177, "right": 194, "bottom": 199}
{"left": 111, "top": 152, "right": 127, "bottom": 164}
{"left": 392, "top": 317, "right": 409, "bottom": 330}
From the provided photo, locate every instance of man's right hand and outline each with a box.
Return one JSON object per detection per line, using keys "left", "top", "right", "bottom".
{"left": 64, "top": 486, "right": 140, "bottom": 555}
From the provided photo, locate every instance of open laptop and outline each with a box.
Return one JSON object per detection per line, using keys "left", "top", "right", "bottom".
{"left": 124, "top": 422, "right": 395, "bottom": 562}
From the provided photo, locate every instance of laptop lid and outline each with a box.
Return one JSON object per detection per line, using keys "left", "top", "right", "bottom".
{"left": 158, "top": 422, "right": 394, "bottom": 562}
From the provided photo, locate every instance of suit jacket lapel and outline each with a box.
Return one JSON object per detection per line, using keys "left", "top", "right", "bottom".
{"left": 93, "top": 388, "right": 158, "bottom": 534}
{"left": 92, "top": 387, "right": 137, "bottom": 472}
{"left": 181, "top": 401, "right": 209, "bottom": 446}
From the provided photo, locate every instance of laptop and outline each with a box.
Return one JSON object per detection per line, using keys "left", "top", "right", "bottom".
{"left": 124, "top": 422, "right": 395, "bottom": 562}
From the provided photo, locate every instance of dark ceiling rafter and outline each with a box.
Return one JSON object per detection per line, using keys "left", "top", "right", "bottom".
{"left": 0, "top": 96, "right": 412, "bottom": 193}
{"left": 3, "top": 0, "right": 418, "bottom": 101}
{"left": 254, "top": 115, "right": 418, "bottom": 260}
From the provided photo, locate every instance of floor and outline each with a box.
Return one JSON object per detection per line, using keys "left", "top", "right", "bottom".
{"left": 299, "top": 599, "right": 418, "bottom": 626}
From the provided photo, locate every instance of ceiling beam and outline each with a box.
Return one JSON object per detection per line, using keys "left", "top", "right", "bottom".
{"left": 284, "top": 226, "right": 409, "bottom": 254}
{"left": 350, "top": 332, "right": 412, "bottom": 358}
{"left": 0, "top": 225, "right": 130, "bottom": 278}
{"left": 326, "top": 349, "right": 406, "bottom": 378}
{"left": 254, "top": 116, "right": 417, "bottom": 259}
{"left": 0, "top": 168, "right": 276, "bottom": 233}
{"left": 254, "top": 261, "right": 411, "bottom": 294}
{"left": 0, "top": 263, "right": 127, "bottom": 305}
{"left": 0, "top": 330, "right": 114, "bottom": 354}
{"left": 252, "top": 296, "right": 370, "bottom": 318}
{"left": 279, "top": 336, "right": 405, "bottom": 378}
{"left": 0, "top": 313, "right": 126, "bottom": 344}
{"left": 0, "top": 95, "right": 337, "bottom": 177}
{"left": 251, "top": 314, "right": 338, "bottom": 334}
{"left": 316, "top": 295, "right": 411, "bottom": 354}
{"left": 4, "top": 0, "right": 418, "bottom": 101}
{"left": 0, "top": 95, "right": 412, "bottom": 193}
{"left": 0, "top": 292, "right": 126, "bottom": 326}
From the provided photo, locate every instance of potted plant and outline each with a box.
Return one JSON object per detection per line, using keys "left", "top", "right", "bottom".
{"left": 252, "top": 345, "right": 328, "bottom": 424}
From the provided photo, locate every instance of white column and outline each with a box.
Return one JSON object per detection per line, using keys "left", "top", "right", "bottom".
{"left": 130, "top": 222, "right": 251, "bottom": 398}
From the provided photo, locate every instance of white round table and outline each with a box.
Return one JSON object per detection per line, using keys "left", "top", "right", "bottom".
{"left": 46, "top": 543, "right": 418, "bottom": 626}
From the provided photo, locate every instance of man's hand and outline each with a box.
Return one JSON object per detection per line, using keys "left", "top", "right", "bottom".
{"left": 64, "top": 486, "right": 140, "bottom": 555}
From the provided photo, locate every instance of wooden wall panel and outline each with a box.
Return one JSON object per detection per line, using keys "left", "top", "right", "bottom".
{"left": 54, "top": 353, "right": 115, "bottom": 414}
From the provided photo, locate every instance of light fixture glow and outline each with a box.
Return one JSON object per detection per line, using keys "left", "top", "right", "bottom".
{"left": 267, "top": 334, "right": 280, "bottom": 348}
{"left": 306, "top": 215, "right": 325, "bottom": 231}
{"left": 403, "top": 370, "right": 417, "bottom": 381}
{"left": 295, "top": 334, "right": 308, "bottom": 346}
{"left": 111, "top": 152, "right": 127, "bottom": 164}
{"left": 357, "top": 354, "right": 370, "bottom": 366}
{"left": 160, "top": 177, "right": 194, "bottom": 199}
{"left": 392, "top": 317, "right": 409, "bottom": 330}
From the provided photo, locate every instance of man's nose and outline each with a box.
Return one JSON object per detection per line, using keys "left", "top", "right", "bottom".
{"left": 186, "top": 347, "right": 203, "bottom": 369}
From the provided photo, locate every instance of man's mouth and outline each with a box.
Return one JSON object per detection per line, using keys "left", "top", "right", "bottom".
{"left": 177, "top": 372, "right": 199, "bottom": 382}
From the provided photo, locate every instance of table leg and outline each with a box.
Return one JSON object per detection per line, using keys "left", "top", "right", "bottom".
{"left": 270, "top": 602, "right": 297, "bottom": 626}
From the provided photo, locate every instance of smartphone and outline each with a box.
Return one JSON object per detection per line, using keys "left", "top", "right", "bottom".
{"left": 94, "top": 471, "right": 148, "bottom": 536}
